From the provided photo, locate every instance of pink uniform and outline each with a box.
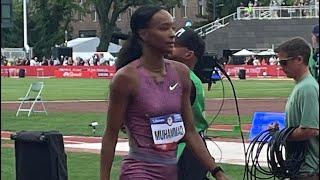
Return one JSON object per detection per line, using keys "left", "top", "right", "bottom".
{"left": 120, "top": 59, "right": 183, "bottom": 180}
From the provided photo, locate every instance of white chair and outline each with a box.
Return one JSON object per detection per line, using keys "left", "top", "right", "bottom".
{"left": 16, "top": 82, "right": 48, "bottom": 117}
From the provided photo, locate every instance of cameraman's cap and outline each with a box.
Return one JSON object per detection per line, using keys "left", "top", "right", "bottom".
{"left": 312, "top": 24, "right": 319, "bottom": 37}
{"left": 175, "top": 27, "right": 205, "bottom": 60}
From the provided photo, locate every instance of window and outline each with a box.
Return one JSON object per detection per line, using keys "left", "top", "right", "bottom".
{"left": 181, "top": 0, "right": 187, "bottom": 17}
{"left": 90, "top": 5, "right": 97, "bottom": 22}
{"left": 169, "top": 7, "right": 176, "bottom": 18}
{"left": 78, "top": 0, "right": 84, "bottom": 21}
{"left": 79, "top": 30, "right": 97, "bottom": 38}
{"left": 198, "top": 0, "right": 205, "bottom": 16}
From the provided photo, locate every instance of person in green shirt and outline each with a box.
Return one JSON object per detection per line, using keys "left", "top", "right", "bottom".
{"left": 309, "top": 24, "right": 319, "bottom": 82}
{"left": 169, "top": 27, "right": 219, "bottom": 180}
{"left": 275, "top": 37, "right": 319, "bottom": 180}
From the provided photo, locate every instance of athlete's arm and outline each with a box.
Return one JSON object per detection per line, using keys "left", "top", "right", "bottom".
{"left": 100, "top": 68, "right": 136, "bottom": 180}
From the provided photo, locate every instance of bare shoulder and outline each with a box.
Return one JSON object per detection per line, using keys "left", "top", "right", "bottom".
{"left": 110, "top": 64, "right": 139, "bottom": 92}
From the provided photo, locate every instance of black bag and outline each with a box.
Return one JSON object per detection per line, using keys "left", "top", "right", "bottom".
{"left": 11, "top": 131, "right": 68, "bottom": 180}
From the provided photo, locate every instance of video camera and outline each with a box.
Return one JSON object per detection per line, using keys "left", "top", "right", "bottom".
{"left": 194, "top": 53, "right": 223, "bottom": 90}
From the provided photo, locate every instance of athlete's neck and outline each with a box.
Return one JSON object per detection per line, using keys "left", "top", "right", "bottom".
{"left": 140, "top": 54, "right": 166, "bottom": 74}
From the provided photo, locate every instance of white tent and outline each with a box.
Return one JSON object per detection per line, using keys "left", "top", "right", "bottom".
{"left": 67, "top": 37, "right": 122, "bottom": 53}
{"left": 108, "top": 42, "right": 122, "bottom": 53}
{"left": 257, "top": 49, "right": 276, "bottom": 56}
{"left": 72, "top": 52, "right": 115, "bottom": 60}
{"left": 233, "top": 49, "right": 256, "bottom": 56}
{"left": 67, "top": 37, "right": 100, "bottom": 52}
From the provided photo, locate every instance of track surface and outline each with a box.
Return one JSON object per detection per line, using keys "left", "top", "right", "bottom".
{"left": 1, "top": 99, "right": 286, "bottom": 154}
{"left": 1, "top": 98, "right": 286, "bottom": 115}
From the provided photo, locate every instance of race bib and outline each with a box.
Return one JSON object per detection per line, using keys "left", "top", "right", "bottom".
{"left": 150, "top": 113, "right": 185, "bottom": 145}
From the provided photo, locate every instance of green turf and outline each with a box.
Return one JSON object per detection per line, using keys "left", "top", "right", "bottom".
{"left": 207, "top": 114, "right": 253, "bottom": 125}
{"left": 1, "top": 111, "right": 252, "bottom": 139}
{"left": 1, "top": 78, "right": 110, "bottom": 101}
{"left": 1, "top": 111, "right": 131, "bottom": 138}
{"left": 2, "top": 147, "right": 265, "bottom": 180}
{"left": 1, "top": 78, "right": 294, "bottom": 101}
{"left": 1, "top": 111, "right": 107, "bottom": 136}
{"left": 206, "top": 78, "right": 294, "bottom": 99}
{"left": 206, "top": 130, "right": 249, "bottom": 139}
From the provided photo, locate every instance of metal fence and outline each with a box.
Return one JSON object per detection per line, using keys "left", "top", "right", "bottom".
{"left": 1, "top": 48, "right": 33, "bottom": 61}
{"left": 236, "top": 5, "right": 319, "bottom": 20}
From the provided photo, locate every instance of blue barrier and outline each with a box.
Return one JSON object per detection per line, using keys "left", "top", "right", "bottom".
{"left": 211, "top": 68, "right": 221, "bottom": 81}
{"left": 248, "top": 111, "right": 286, "bottom": 142}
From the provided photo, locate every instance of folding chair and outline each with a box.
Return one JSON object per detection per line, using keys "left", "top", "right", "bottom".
{"left": 16, "top": 82, "right": 48, "bottom": 117}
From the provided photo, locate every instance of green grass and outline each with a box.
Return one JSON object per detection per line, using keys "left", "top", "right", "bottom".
{"left": 1, "top": 147, "right": 256, "bottom": 180}
{"left": 206, "top": 130, "right": 249, "bottom": 139}
{"left": 1, "top": 78, "right": 294, "bottom": 101}
{"left": 207, "top": 114, "right": 253, "bottom": 125}
{"left": 1, "top": 78, "right": 110, "bottom": 101}
{"left": 206, "top": 79, "right": 294, "bottom": 99}
{"left": 1, "top": 111, "right": 131, "bottom": 138}
{"left": 1, "top": 111, "right": 107, "bottom": 136}
{"left": 2, "top": 111, "right": 252, "bottom": 139}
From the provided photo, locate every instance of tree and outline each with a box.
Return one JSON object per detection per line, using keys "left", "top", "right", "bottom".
{"left": 2, "top": 0, "right": 83, "bottom": 57}
{"left": 89, "top": 0, "right": 181, "bottom": 51}
{"left": 1, "top": 0, "right": 24, "bottom": 48}
{"left": 28, "top": 0, "right": 82, "bottom": 57}
{"left": 206, "top": 0, "right": 243, "bottom": 21}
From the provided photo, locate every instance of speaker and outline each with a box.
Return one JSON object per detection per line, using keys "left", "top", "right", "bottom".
{"left": 194, "top": 54, "right": 218, "bottom": 83}
{"left": 18, "top": 69, "right": 25, "bottom": 78}
{"left": 11, "top": 131, "right": 68, "bottom": 180}
{"left": 52, "top": 47, "right": 72, "bottom": 60}
{"left": 238, "top": 69, "right": 246, "bottom": 79}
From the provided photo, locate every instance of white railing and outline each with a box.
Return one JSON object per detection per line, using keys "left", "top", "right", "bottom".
{"left": 195, "top": 13, "right": 236, "bottom": 37}
{"left": 236, "top": 5, "right": 319, "bottom": 20}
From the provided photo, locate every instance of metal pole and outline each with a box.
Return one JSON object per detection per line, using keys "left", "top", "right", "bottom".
{"left": 23, "top": 0, "right": 30, "bottom": 55}
{"left": 64, "top": 30, "right": 68, "bottom": 46}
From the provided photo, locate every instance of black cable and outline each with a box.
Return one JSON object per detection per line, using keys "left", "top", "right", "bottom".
{"left": 244, "top": 127, "right": 307, "bottom": 180}
{"left": 213, "top": 62, "right": 249, "bottom": 180}
{"left": 207, "top": 75, "right": 225, "bottom": 126}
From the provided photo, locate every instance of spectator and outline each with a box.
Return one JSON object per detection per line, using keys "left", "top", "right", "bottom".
{"left": 269, "top": 56, "right": 277, "bottom": 65}
{"left": 99, "top": 53, "right": 109, "bottom": 65}
{"left": 253, "top": 57, "right": 261, "bottom": 65}
{"left": 53, "top": 58, "right": 60, "bottom": 66}
{"left": 67, "top": 57, "right": 73, "bottom": 66}
{"left": 274, "top": 36, "right": 319, "bottom": 180}
{"left": 41, "top": 57, "right": 49, "bottom": 66}
{"left": 30, "top": 57, "right": 37, "bottom": 66}
{"left": 169, "top": 27, "right": 213, "bottom": 180}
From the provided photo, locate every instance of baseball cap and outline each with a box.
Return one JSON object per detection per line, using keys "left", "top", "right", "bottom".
{"left": 312, "top": 24, "right": 319, "bottom": 37}
{"left": 175, "top": 27, "right": 205, "bottom": 60}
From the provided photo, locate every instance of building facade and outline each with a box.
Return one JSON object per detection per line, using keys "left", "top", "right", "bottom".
{"left": 69, "top": 0, "right": 208, "bottom": 40}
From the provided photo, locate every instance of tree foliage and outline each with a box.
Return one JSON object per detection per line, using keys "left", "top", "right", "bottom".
{"left": 89, "top": 0, "right": 181, "bottom": 51}
{"left": 28, "top": 0, "right": 82, "bottom": 57}
{"left": 2, "top": 0, "right": 82, "bottom": 58}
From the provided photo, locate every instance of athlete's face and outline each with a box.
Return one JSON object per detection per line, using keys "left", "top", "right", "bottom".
{"left": 139, "top": 10, "right": 175, "bottom": 55}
